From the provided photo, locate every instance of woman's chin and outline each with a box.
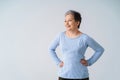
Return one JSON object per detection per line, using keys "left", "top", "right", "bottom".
{"left": 66, "top": 28, "right": 71, "bottom": 31}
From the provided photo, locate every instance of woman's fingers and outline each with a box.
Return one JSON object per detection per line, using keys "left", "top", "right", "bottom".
{"left": 59, "top": 61, "right": 64, "bottom": 67}
{"left": 80, "top": 59, "right": 88, "bottom": 66}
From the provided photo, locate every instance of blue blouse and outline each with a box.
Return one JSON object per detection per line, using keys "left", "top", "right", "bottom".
{"left": 48, "top": 32, "right": 104, "bottom": 79}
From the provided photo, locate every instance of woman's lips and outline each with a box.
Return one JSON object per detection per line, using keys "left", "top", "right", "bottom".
{"left": 66, "top": 26, "right": 70, "bottom": 28}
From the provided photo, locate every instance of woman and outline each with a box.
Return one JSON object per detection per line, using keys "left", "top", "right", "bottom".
{"left": 48, "top": 10, "right": 104, "bottom": 80}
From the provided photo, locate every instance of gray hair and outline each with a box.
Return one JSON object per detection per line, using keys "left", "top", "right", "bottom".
{"left": 65, "top": 10, "right": 82, "bottom": 28}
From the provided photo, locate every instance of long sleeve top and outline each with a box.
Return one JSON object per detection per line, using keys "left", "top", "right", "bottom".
{"left": 48, "top": 31, "right": 104, "bottom": 79}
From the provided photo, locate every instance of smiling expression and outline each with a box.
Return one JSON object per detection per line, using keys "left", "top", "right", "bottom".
{"left": 64, "top": 14, "right": 80, "bottom": 31}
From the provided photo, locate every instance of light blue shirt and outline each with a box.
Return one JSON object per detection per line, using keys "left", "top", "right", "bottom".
{"left": 48, "top": 32, "right": 104, "bottom": 79}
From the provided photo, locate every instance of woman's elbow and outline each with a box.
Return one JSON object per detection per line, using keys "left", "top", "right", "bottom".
{"left": 101, "top": 47, "right": 105, "bottom": 53}
{"left": 99, "top": 47, "right": 104, "bottom": 54}
{"left": 48, "top": 47, "right": 55, "bottom": 53}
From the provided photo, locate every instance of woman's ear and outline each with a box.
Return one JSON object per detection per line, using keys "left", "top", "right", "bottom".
{"left": 77, "top": 21, "right": 80, "bottom": 26}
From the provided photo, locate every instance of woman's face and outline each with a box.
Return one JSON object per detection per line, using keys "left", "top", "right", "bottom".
{"left": 64, "top": 14, "right": 79, "bottom": 31}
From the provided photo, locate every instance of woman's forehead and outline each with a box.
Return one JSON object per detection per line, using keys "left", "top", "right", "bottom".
{"left": 65, "top": 14, "right": 74, "bottom": 20}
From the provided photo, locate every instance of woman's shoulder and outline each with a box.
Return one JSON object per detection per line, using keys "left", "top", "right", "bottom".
{"left": 56, "top": 31, "right": 64, "bottom": 36}
{"left": 54, "top": 31, "right": 65, "bottom": 38}
{"left": 81, "top": 33, "right": 93, "bottom": 41}
{"left": 81, "top": 33, "right": 90, "bottom": 38}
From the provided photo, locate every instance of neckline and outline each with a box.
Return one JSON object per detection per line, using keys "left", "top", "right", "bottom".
{"left": 63, "top": 31, "right": 84, "bottom": 39}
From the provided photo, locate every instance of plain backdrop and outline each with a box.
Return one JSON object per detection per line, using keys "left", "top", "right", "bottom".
{"left": 0, "top": 0, "right": 120, "bottom": 80}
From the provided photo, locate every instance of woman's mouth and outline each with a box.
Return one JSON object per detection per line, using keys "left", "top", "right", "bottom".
{"left": 66, "top": 26, "right": 70, "bottom": 28}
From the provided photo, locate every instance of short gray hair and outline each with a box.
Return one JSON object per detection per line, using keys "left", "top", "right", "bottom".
{"left": 65, "top": 10, "right": 82, "bottom": 28}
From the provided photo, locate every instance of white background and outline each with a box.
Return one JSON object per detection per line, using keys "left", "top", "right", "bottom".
{"left": 0, "top": 0, "right": 120, "bottom": 80}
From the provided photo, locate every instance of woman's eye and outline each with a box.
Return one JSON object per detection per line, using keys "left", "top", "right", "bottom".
{"left": 64, "top": 20, "right": 72, "bottom": 22}
{"left": 69, "top": 20, "right": 72, "bottom": 21}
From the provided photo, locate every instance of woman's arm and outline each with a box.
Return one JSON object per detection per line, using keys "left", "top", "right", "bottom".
{"left": 86, "top": 36, "right": 104, "bottom": 66}
{"left": 48, "top": 33, "right": 62, "bottom": 65}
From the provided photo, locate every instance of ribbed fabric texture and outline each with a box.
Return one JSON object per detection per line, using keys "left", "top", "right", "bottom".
{"left": 48, "top": 32, "right": 104, "bottom": 79}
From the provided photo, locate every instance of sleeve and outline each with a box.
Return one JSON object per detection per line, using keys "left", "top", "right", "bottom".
{"left": 86, "top": 35, "right": 105, "bottom": 66}
{"left": 48, "top": 33, "right": 62, "bottom": 65}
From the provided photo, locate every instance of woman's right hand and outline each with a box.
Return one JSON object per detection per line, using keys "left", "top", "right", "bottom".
{"left": 59, "top": 61, "right": 64, "bottom": 67}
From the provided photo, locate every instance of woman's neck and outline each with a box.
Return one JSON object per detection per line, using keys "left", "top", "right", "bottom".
{"left": 65, "top": 30, "right": 82, "bottom": 38}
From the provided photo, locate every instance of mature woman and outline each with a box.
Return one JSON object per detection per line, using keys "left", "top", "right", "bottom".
{"left": 48, "top": 10, "right": 104, "bottom": 80}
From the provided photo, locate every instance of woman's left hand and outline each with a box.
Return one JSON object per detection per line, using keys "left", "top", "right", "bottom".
{"left": 80, "top": 59, "right": 88, "bottom": 66}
